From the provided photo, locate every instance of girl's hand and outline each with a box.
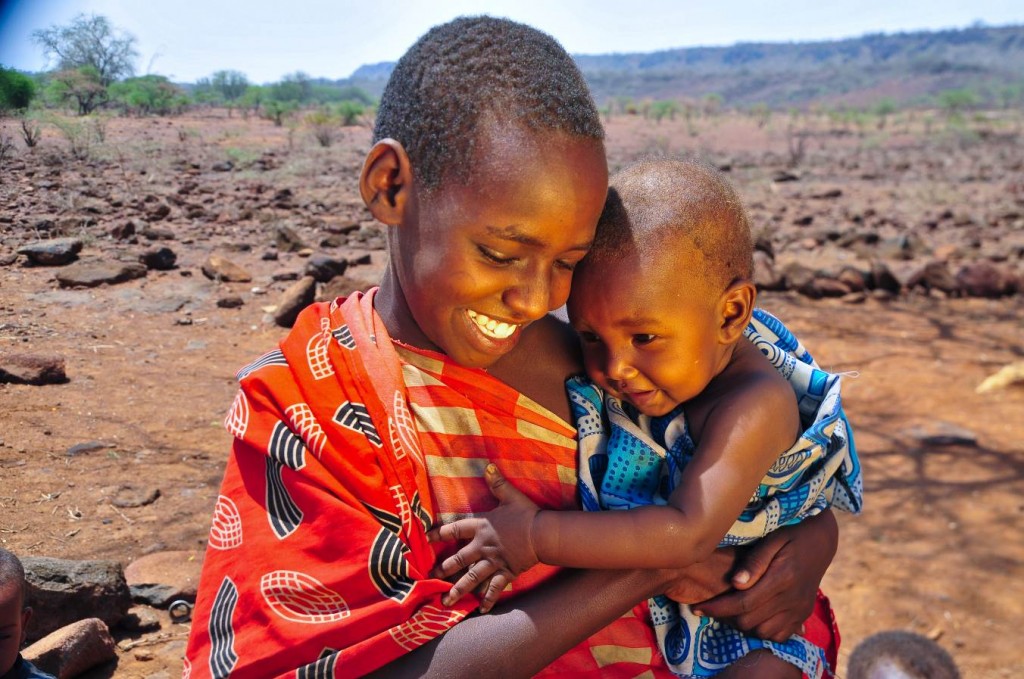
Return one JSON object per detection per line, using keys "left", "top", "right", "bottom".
{"left": 428, "top": 464, "right": 541, "bottom": 612}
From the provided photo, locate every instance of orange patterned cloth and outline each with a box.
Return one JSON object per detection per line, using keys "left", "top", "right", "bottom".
{"left": 183, "top": 290, "right": 681, "bottom": 678}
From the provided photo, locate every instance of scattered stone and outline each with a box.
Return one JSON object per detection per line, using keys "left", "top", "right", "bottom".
{"left": 146, "top": 203, "right": 171, "bottom": 222}
{"left": 16, "top": 238, "right": 83, "bottom": 266}
{"left": 869, "top": 261, "right": 901, "bottom": 294}
{"left": 56, "top": 260, "right": 148, "bottom": 288}
{"left": 201, "top": 255, "right": 252, "bottom": 282}
{"left": 23, "top": 618, "right": 117, "bottom": 679}
{"left": 271, "top": 271, "right": 300, "bottom": 282}
{"left": 22, "top": 557, "right": 132, "bottom": 641}
{"left": 810, "top": 188, "right": 843, "bottom": 199}
{"left": 141, "top": 226, "right": 175, "bottom": 241}
{"left": 273, "top": 276, "right": 317, "bottom": 328}
{"left": 956, "top": 261, "right": 1018, "bottom": 298}
{"left": 118, "top": 606, "right": 163, "bottom": 635}
{"left": 792, "top": 214, "right": 814, "bottom": 227}
{"left": 901, "top": 421, "right": 978, "bottom": 447}
{"left": 66, "top": 441, "right": 113, "bottom": 457}
{"left": 261, "top": 250, "right": 279, "bottom": 261}
{"left": 0, "top": 353, "right": 68, "bottom": 385}
{"left": 906, "top": 261, "right": 961, "bottom": 296}
{"left": 110, "top": 221, "right": 137, "bottom": 240}
{"left": 275, "top": 224, "right": 307, "bottom": 253}
{"left": 211, "top": 160, "right": 234, "bottom": 172}
{"left": 772, "top": 170, "right": 800, "bottom": 182}
{"left": 304, "top": 253, "right": 349, "bottom": 282}
{"left": 752, "top": 251, "right": 785, "bottom": 291}
{"left": 103, "top": 484, "right": 161, "bottom": 508}
{"left": 320, "top": 276, "right": 373, "bottom": 302}
{"left": 124, "top": 550, "right": 203, "bottom": 607}
{"left": 348, "top": 253, "right": 372, "bottom": 266}
{"left": 847, "top": 630, "right": 959, "bottom": 679}
{"left": 0, "top": 251, "right": 18, "bottom": 266}
{"left": 140, "top": 246, "right": 177, "bottom": 271}
{"left": 217, "top": 295, "right": 245, "bottom": 309}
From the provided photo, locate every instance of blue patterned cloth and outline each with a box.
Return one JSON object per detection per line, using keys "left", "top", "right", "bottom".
{"left": 568, "top": 308, "right": 863, "bottom": 678}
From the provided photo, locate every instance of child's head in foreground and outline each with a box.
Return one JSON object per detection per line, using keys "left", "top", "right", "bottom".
{"left": 0, "top": 548, "right": 31, "bottom": 673}
{"left": 567, "top": 158, "right": 756, "bottom": 417}
{"left": 361, "top": 16, "right": 608, "bottom": 369}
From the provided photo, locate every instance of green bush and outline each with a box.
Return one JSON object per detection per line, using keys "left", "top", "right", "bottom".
{"left": 0, "top": 66, "right": 37, "bottom": 113}
{"left": 108, "top": 75, "right": 185, "bottom": 116}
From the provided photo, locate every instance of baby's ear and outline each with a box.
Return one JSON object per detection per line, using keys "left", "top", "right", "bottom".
{"left": 717, "top": 280, "right": 756, "bottom": 343}
{"left": 21, "top": 606, "right": 32, "bottom": 644}
{"left": 359, "top": 139, "right": 413, "bottom": 226}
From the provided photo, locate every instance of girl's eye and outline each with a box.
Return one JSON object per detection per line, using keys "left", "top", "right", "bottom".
{"left": 554, "top": 259, "right": 578, "bottom": 272}
{"left": 633, "top": 334, "right": 656, "bottom": 345}
{"left": 579, "top": 331, "right": 600, "bottom": 344}
{"left": 478, "top": 246, "right": 516, "bottom": 265}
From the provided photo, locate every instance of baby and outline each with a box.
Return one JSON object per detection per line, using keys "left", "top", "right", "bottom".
{"left": 433, "top": 158, "right": 863, "bottom": 678}
{"left": 0, "top": 548, "right": 54, "bottom": 679}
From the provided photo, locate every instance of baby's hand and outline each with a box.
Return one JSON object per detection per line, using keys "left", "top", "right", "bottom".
{"left": 428, "top": 464, "right": 540, "bottom": 612}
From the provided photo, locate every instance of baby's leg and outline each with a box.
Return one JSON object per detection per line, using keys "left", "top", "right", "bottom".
{"left": 716, "top": 650, "right": 802, "bottom": 679}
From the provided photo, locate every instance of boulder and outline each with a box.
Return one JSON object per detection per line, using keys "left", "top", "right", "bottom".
{"left": 22, "top": 557, "right": 131, "bottom": 642}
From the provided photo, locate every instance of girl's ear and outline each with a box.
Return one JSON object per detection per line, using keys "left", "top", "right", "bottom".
{"left": 359, "top": 139, "right": 413, "bottom": 226}
{"left": 717, "top": 280, "right": 756, "bottom": 343}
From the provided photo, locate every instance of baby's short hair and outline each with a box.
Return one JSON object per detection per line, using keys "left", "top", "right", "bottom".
{"left": 586, "top": 158, "right": 753, "bottom": 291}
{"left": 373, "top": 15, "right": 604, "bottom": 192}
{"left": 0, "top": 547, "right": 26, "bottom": 607}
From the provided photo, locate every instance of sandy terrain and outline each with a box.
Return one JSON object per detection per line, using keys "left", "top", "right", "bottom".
{"left": 1, "top": 109, "right": 1022, "bottom": 677}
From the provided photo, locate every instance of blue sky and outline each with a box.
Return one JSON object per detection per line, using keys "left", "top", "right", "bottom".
{"left": 1, "top": 0, "right": 1022, "bottom": 84}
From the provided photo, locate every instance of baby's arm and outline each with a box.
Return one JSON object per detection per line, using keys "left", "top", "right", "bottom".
{"left": 532, "top": 367, "right": 800, "bottom": 569}
{"left": 435, "top": 360, "right": 799, "bottom": 591}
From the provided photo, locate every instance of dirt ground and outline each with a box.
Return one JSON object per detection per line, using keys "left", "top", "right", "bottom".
{"left": 1, "top": 110, "right": 1022, "bottom": 677}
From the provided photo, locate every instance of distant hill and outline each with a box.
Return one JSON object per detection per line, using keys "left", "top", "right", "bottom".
{"left": 343, "top": 23, "right": 1024, "bottom": 109}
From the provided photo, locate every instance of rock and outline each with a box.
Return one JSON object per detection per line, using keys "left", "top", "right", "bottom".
{"left": 348, "top": 253, "right": 372, "bottom": 267}
{"left": 140, "top": 246, "right": 177, "bottom": 271}
{"left": 304, "top": 253, "right": 349, "bottom": 283}
{"left": 110, "top": 221, "right": 137, "bottom": 240}
{"left": 16, "top": 238, "right": 83, "bottom": 266}
{"left": 201, "top": 255, "right": 252, "bottom": 282}
{"left": 781, "top": 261, "right": 817, "bottom": 293}
{"left": 752, "top": 250, "right": 785, "bottom": 291}
{"left": 273, "top": 276, "right": 317, "bottom": 328}
{"left": 119, "top": 605, "right": 162, "bottom": 635}
{"left": 792, "top": 214, "right": 814, "bottom": 227}
{"left": 956, "top": 261, "right": 1018, "bottom": 298}
{"left": 22, "top": 557, "right": 132, "bottom": 642}
{"left": 810, "top": 188, "right": 843, "bottom": 199}
{"left": 146, "top": 203, "right": 171, "bottom": 222}
{"left": 837, "top": 266, "right": 868, "bottom": 292}
{"left": 275, "top": 224, "right": 307, "bottom": 253}
{"left": 141, "top": 226, "right": 175, "bottom": 241}
{"left": 102, "top": 484, "right": 161, "bottom": 508}
{"left": 806, "top": 277, "right": 852, "bottom": 298}
{"left": 0, "top": 251, "right": 18, "bottom": 266}
{"left": 901, "top": 421, "right": 978, "bottom": 447}
{"left": 772, "top": 170, "right": 800, "bottom": 182}
{"left": 906, "top": 261, "right": 961, "bottom": 296}
{"left": 66, "top": 441, "right": 113, "bottom": 457}
{"left": 879, "top": 232, "right": 928, "bottom": 261}
{"left": 56, "top": 260, "right": 148, "bottom": 288}
{"left": 211, "top": 160, "right": 234, "bottom": 172}
{"left": 869, "top": 261, "right": 901, "bottom": 294}
{"left": 320, "top": 276, "right": 372, "bottom": 302}
{"left": 124, "top": 550, "right": 203, "bottom": 607}
{"left": 217, "top": 295, "right": 245, "bottom": 309}
{"left": 22, "top": 618, "right": 117, "bottom": 679}
{"left": 0, "top": 353, "right": 68, "bottom": 385}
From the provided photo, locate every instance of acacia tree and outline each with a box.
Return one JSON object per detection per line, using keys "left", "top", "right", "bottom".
{"left": 32, "top": 14, "right": 138, "bottom": 87}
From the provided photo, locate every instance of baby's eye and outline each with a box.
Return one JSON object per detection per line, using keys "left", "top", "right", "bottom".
{"left": 478, "top": 245, "right": 516, "bottom": 265}
{"left": 632, "top": 334, "right": 656, "bottom": 345}
{"left": 578, "top": 331, "right": 600, "bottom": 344}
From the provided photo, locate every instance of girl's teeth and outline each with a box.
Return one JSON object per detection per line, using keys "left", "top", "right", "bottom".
{"left": 467, "top": 311, "right": 517, "bottom": 339}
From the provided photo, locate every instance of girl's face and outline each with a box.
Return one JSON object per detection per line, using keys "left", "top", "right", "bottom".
{"left": 387, "top": 126, "right": 608, "bottom": 369}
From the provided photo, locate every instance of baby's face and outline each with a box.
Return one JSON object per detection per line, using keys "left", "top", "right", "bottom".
{"left": 567, "top": 248, "right": 726, "bottom": 417}
{"left": 0, "top": 583, "right": 28, "bottom": 674}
